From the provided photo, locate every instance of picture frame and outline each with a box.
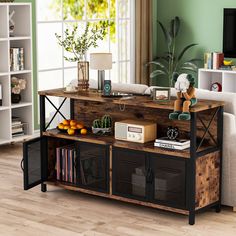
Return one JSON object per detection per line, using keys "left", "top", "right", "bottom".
{"left": 152, "top": 87, "right": 170, "bottom": 102}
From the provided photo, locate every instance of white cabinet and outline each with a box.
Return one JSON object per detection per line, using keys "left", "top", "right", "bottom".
{"left": 198, "top": 68, "right": 236, "bottom": 93}
{"left": 0, "top": 3, "right": 33, "bottom": 145}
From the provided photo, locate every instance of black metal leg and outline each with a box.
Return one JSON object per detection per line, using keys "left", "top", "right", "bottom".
{"left": 40, "top": 95, "right": 46, "bottom": 135}
{"left": 41, "top": 183, "right": 47, "bottom": 192}
{"left": 189, "top": 212, "right": 195, "bottom": 225}
{"left": 189, "top": 112, "right": 197, "bottom": 225}
{"left": 217, "top": 106, "right": 224, "bottom": 213}
{"left": 215, "top": 204, "right": 221, "bottom": 213}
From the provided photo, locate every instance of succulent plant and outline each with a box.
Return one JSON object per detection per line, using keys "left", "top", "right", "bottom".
{"left": 101, "top": 115, "right": 112, "bottom": 128}
{"left": 93, "top": 119, "right": 102, "bottom": 128}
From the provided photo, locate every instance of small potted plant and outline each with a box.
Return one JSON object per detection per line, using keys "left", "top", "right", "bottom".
{"left": 11, "top": 76, "right": 26, "bottom": 103}
{"left": 92, "top": 115, "right": 112, "bottom": 135}
{"left": 55, "top": 22, "right": 108, "bottom": 91}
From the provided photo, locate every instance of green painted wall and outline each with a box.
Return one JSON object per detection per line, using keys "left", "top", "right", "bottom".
{"left": 153, "top": 0, "right": 236, "bottom": 86}
{"left": 15, "top": 0, "right": 38, "bottom": 129}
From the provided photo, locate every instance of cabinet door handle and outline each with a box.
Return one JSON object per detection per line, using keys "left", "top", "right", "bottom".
{"left": 146, "top": 168, "right": 154, "bottom": 184}
{"left": 20, "top": 158, "right": 24, "bottom": 171}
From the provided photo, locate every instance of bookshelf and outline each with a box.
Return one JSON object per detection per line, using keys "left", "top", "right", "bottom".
{"left": 198, "top": 68, "right": 236, "bottom": 93}
{"left": 0, "top": 3, "right": 33, "bottom": 145}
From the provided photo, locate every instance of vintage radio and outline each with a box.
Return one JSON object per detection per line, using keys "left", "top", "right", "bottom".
{"left": 115, "top": 120, "right": 157, "bottom": 143}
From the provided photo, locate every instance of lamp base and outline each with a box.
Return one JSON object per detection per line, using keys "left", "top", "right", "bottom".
{"left": 98, "top": 70, "right": 105, "bottom": 93}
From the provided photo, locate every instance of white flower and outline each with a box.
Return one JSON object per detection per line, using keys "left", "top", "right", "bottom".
{"left": 12, "top": 85, "right": 21, "bottom": 94}
{"left": 18, "top": 79, "right": 26, "bottom": 90}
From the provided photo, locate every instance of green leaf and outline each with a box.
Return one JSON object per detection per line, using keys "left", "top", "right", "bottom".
{"left": 146, "top": 61, "right": 166, "bottom": 68}
{"left": 180, "top": 67, "right": 198, "bottom": 73}
{"left": 158, "top": 20, "right": 172, "bottom": 47}
{"left": 187, "top": 58, "right": 203, "bottom": 63}
{"left": 181, "top": 62, "right": 199, "bottom": 70}
{"left": 170, "top": 16, "right": 180, "bottom": 38}
{"left": 177, "top": 44, "right": 198, "bottom": 62}
{"left": 150, "top": 70, "right": 167, "bottom": 79}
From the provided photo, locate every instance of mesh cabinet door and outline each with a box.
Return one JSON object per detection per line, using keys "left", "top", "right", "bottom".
{"left": 150, "top": 155, "right": 186, "bottom": 209}
{"left": 112, "top": 148, "right": 148, "bottom": 201}
{"left": 23, "top": 137, "right": 43, "bottom": 190}
{"left": 78, "top": 142, "right": 109, "bottom": 193}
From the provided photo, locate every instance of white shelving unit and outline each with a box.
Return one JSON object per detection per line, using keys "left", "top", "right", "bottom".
{"left": 0, "top": 3, "right": 33, "bottom": 145}
{"left": 198, "top": 68, "right": 236, "bottom": 93}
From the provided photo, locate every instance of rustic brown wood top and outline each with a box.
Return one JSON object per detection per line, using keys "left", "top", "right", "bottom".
{"left": 38, "top": 88, "right": 224, "bottom": 112}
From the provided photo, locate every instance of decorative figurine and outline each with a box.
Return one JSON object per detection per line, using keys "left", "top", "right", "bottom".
{"left": 169, "top": 73, "right": 197, "bottom": 121}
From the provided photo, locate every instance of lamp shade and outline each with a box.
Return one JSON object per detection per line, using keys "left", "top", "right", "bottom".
{"left": 90, "top": 53, "right": 112, "bottom": 70}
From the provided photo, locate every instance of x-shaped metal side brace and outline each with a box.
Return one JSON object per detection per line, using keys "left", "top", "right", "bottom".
{"left": 196, "top": 107, "right": 220, "bottom": 151}
{"left": 45, "top": 96, "right": 67, "bottom": 130}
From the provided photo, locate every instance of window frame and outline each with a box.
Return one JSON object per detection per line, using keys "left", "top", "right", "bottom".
{"left": 35, "top": 0, "right": 135, "bottom": 125}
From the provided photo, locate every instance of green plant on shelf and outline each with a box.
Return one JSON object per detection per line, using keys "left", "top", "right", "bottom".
{"left": 147, "top": 16, "right": 202, "bottom": 87}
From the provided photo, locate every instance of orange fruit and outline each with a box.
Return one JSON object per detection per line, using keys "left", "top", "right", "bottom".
{"left": 80, "top": 128, "right": 87, "bottom": 135}
{"left": 63, "top": 125, "right": 70, "bottom": 130}
{"left": 71, "top": 125, "right": 77, "bottom": 130}
{"left": 58, "top": 123, "right": 64, "bottom": 129}
{"left": 63, "top": 119, "right": 70, "bottom": 125}
{"left": 76, "top": 123, "right": 84, "bottom": 129}
{"left": 70, "top": 120, "right": 77, "bottom": 126}
{"left": 67, "top": 128, "right": 75, "bottom": 136}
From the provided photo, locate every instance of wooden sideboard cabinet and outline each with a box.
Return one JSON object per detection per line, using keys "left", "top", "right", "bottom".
{"left": 22, "top": 89, "right": 224, "bottom": 225}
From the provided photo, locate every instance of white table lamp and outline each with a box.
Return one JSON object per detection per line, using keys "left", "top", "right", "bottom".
{"left": 90, "top": 53, "right": 112, "bottom": 92}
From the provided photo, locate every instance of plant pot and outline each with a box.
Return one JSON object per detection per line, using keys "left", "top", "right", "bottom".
{"left": 77, "top": 61, "right": 89, "bottom": 91}
{"left": 11, "top": 93, "right": 21, "bottom": 103}
{"left": 92, "top": 127, "right": 111, "bottom": 135}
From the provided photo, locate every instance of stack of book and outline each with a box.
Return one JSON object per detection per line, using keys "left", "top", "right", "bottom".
{"left": 12, "top": 116, "right": 24, "bottom": 137}
{"left": 56, "top": 145, "right": 77, "bottom": 184}
{"left": 204, "top": 52, "right": 224, "bottom": 70}
{"left": 10, "top": 47, "right": 24, "bottom": 71}
{"left": 154, "top": 137, "right": 190, "bottom": 150}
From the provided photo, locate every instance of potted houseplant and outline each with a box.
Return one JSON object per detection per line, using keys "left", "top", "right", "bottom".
{"left": 11, "top": 76, "right": 26, "bottom": 103}
{"left": 147, "top": 17, "right": 202, "bottom": 87}
{"left": 55, "top": 22, "right": 108, "bottom": 91}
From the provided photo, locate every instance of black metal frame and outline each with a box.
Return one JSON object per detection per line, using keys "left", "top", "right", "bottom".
{"left": 187, "top": 107, "right": 224, "bottom": 225}
{"left": 40, "top": 95, "right": 70, "bottom": 133}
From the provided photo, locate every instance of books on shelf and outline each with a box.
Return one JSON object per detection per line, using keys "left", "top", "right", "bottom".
{"left": 154, "top": 137, "right": 190, "bottom": 150}
{"left": 56, "top": 145, "right": 77, "bottom": 184}
{"left": 204, "top": 52, "right": 224, "bottom": 70}
{"left": 10, "top": 47, "right": 24, "bottom": 71}
{"left": 12, "top": 116, "right": 25, "bottom": 137}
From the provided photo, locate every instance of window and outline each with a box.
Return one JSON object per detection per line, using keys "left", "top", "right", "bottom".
{"left": 36, "top": 0, "right": 135, "bottom": 85}
{"left": 36, "top": 0, "right": 135, "bottom": 124}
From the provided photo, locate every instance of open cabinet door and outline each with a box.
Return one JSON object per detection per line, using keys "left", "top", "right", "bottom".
{"left": 23, "top": 137, "right": 43, "bottom": 190}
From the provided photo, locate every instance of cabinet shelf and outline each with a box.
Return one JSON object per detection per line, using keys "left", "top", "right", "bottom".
{"left": 9, "top": 36, "right": 31, "bottom": 41}
{"left": 43, "top": 129, "right": 215, "bottom": 159}
{"left": 198, "top": 68, "right": 236, "bottom": 93}
{"left": 10, "top": 70, "right": 31, "bottom": 75}
{"left": 0, "top": 106, "right": 9, "bottom": 111}
{"left": 11, "top": 102, "right": 32, "bottom": 109}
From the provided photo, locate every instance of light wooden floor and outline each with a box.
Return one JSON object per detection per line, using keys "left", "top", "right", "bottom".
{"left": 0, "top": 144, "right": 236, "bottom": 236}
